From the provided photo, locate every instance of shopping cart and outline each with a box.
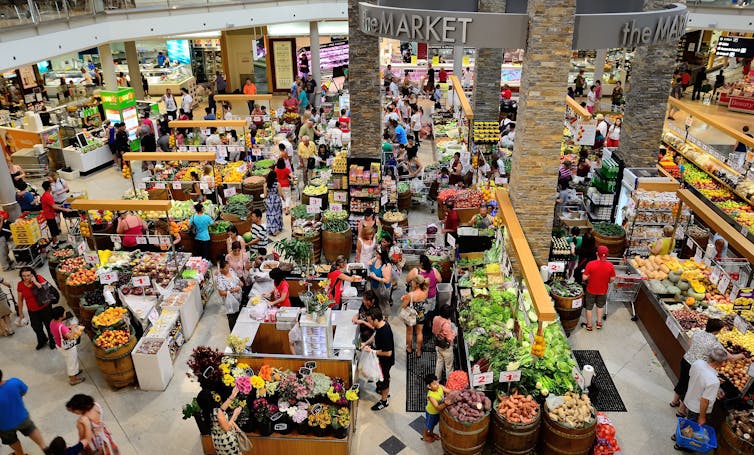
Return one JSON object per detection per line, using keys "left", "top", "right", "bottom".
{"left": 396, "top": 223, "right": 443, "bottom": 269}
{"left": 605, "top": 257, "right": 644, "bottom": 321}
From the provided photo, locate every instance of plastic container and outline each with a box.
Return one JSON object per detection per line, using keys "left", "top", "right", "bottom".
{"left": 437, "top": 283, "right": 452, "bottom": 307}
{"left": 675, "top": 417, "right": 717, "bottom": 453}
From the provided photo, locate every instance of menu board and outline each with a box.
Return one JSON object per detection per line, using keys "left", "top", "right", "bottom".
{"left": 716, "top": 36, "right": 754, "bottom": 58}
{"left": 18, "top": 65, "right": 38, "bottom": 89}
{"left": 270, "top": 39, "right": 295, "bottom": 92}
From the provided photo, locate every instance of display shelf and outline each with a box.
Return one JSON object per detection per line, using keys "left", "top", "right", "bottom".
{"left": 62, "top": 144, "right": 113, "bottom": 175}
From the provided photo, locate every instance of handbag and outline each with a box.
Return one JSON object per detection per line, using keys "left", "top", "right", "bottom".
{"left": 399, "top": 293, "right": 417, "bottom": 326}
{"left": 233, "top": 423, "right": 253, "bottom": 451}
{"left": 188, "top": 215, "right": 198, "bottom": 238}
{"left": 31, "top": 280, "right": 60, "bottom": 309}
{"left": 58, "top": 324, "right": 77, "bottom": 350}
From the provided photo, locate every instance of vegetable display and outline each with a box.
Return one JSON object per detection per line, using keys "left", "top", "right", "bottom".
{"left": 546, "top": 392, "right": 595, "bottom": 428}
{"left": 227, "top": 194, "right": 252, "bottom": 205}
{"left": 550, "top": 281, "right": 584, "bottom": 298}
{"left": 592, "top": 222, "right": 625, "bottom": 238}
{"left": 323, "top": 219, "right": 350, "bottom": 233}
{"left": 397, "top": 182, "right": 410, "bottom": 194}
{"left": 303, "top": 184, "right": 328, "bottom": 196}
{"left": 496, "top": 391, "right": 540, "bottom": 425}
{"left": 452, "top": 189, "right": 484, "bottom": 209}
{"left": 209, "top": 221, "right": 233, "bottom": 234}
{"left": 382, "top": 211, "right": 405, "bottom": 223}
{"left": 222, "top": 202, "right": 250, "bottom": 219}
{"left": 715, "top": 358, "right": 751, "bottom": 390}
{"left": 445, "top": 371, "right": 470, "bottom": 391}
{"left": 323, "top": 209, "right": 348, "bottom": 221}
{"left": 291, "top": 204, "right": 315, "bottom": 219}
{"left": 445, "top": 389, "right": 492, "bottom": 423}
{"left": 254, "top": 159, "right": 275, "bottom": 169}
{"left": 728, "top": 409, "right": 754, "bottom": 441}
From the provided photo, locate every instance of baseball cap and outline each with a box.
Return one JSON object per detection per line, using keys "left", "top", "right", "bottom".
{"left": 597, "top": 245, "right": 609, "bottom": 257}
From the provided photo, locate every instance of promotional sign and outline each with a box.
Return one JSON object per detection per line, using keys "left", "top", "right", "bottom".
{"left": 166, "top": 40, "right": 191, "bottom": 64}
{"left": 716, "top": 36, "right": 754, "bottom": 59}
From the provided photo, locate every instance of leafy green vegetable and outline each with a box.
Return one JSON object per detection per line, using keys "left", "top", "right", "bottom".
{"left": 222, "top": 202, "right": 250, "bottom": 219}
{"left": 209, "top": 220, "right": 233, "bottom": 234}
{"left": 550, "top": 281, "right": 584, "bottom": 298}
{"left": 227, "top": 194, "right": 252, "bottom": 205}
{"left": 593, "top": 222, "right": 625, "bottom": 237}
{"left": 323, "top": 219, "right": 350, "bottom": 233}
{"left": 254, "top": 159, "right": 275, "bottom": 169}
{"left": 323, "top": 210, "right": 348, "bottom": 221}
{"left": 291, "top": 204, "right": 315, "bottom": 220}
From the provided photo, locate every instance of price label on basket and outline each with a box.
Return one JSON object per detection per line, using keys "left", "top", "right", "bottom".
{"left": 77, "top": 242, "right": 87, "bottom": 255}
{"left": 330, "top": 203, "right": 342, "bottom": 213}
{"left": 686, "top": 237, "right": 694, "bottom": 249}
{"left": 718, "top": 275, "right": 730, "bottom": 295}
{"left": 223, "top": 187, "right": 236, "bottom": 197}
{"left": 136, "top": 182, "right": 146, "bottom": 190}
{"left": 136, "top": 236, "right": 147, "bottom": 245}
{"left": 132, "top": 276, "right": 150, "bottom": 287}
{"left": 735, "top": 315, "right": 748, "bottom": 335}
{"left": 572, "top": 366, "right": 585, "bottom": 389}
{"left": 298, "top": 367, "right": 312, "bottom": 376}
{"left": 731, "top": 285, "right": 741, "bottom": 303}
{"left": 709, "top": 267, "right": 721, "bottom": 287}
{"left": 169, "top": 181, "right": 182, "bottom": 190}
{"left": 666, "top": 315, "right": 681, "bottom": 338}
{"left": 703, "top": 257, "right": 712, "bottom": 268}
{"left": 252, "top": 148, "right": 262, "bottom": 157}
{"left": 99, "top": 271, "right": 118, "bottom": 285}
{"left": 547, "top": 262, "right": 565, "bottom": 273}
{"left": 154, "top": 182, "right": 166, "bottom": 190}
{"left": 159, "top": 236, "right": 171, "bottom": 245}
{"left": 572, "top": 297, "right": 583, "bottom": 309}
{"left": 499, "top": 370, "right": 521, "bottom": 383}
{"left": 310, "top": 197, "right": 322, "bottom": 208}
{"left": 694, "top": 250, "right": 703, "bottom": 264}
{"left": 472, "top": 372, "right": 494, "bottom": 387}
{"left": 306, "top": 204, "right": 319, "bottom": 214}
{"left": 198, "top": 146, "right": 208, "bottom": 152}
{"left": 83, "top": 252, "right": 99, "bottom": 265}
{"left": 178, "top": 146, "right": 187, "bottom": 152}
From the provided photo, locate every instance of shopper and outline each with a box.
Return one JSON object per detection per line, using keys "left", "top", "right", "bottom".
{"left": 668, "top": 74, "right": 683, "bottom": 120}
{"left": 467, "top": 204, "right": 494, "bottom": 229}
{"left": 713, "top": 70, "right": 724, "bottom": 96}
{"left": 217, "top": 257, "right": 243, "bottom": 330}
{"left": 202, "top": 165, "right": 217, "bottom": 204}
{"left": 116, "top": 211, "right": 147, "bottom": 252}
{"left": 581, "top": 245, "right": 615, "bottom": 331}
{"left": 575, "top": 149, "right": 591, "bottom": 178}
{"left": 209, "top": 386, "right": 243, "bottom": 455}
{"left": 114, "top": 123, "right": 129, "bottom": 170}
{"left": 442, "top": 201, "right": 460, "bottom": 244}
{"left": 650, "top": 225, "right": 675, "bottom": 256}
{"left": 610, "top": 81, "right": 623, "bottom": 112}
{"left": 593, "top": 80, "right": 602, "bottom": 112}
{"left": 297, "top": 84, "right": 309, "bottom": 117}
{"left": 215, "top": 71, "right": 227, "bottom": 94}
{"left": 265, "top": 268, "right": 290, "bottom": 307}
{"left": 368, "top": 248, "right": 392, "bottom": 319}
{"left": 327, "top": 255, "right": 362, "bottom": 310}
{"left": 432, "top": 304, "right": 455, "bottom": 381}
{"left": 671, "top": 318, "right": 741, "bottom": 417}
{"left": 361, "top": 307, "right": 394, "bottom": 411}
{"left": 47, "top": 171, "right": 70, "bottom": 205}
{"left": 138, "top": 117, "right": 156, "bottom": 153}
{"left": 50, "top": 306, "right": 85, "bottom": 385}
{"left": 15, "top": 180, "right": 41, "bottom": 212}
{"left": 574, "top": 231, "right": 596, "bottom": 284}
{"left": 425, "top": 63, "right": 435, "bottom": 95}
{"left": 679, "top": 347, "right": 727, "bottom": 429}
{"left": 734, "top": 126, "right": 752, "bottom": 154}
{"left": 423, "top": 373, "right": 446, "bottom": 443}
{"left": 242, "top": 78, "right": 257, "bottom": 113}
{"left": 407, "top": 255, "right": 441, "bottom": 313}
{"left": 352, "top": 290, "right": 378, "bottom": 342}
{"left": 574, "top": 69, "right": 586, "bottom": 97}
{"left": 247, "top": 209, "right": 269, "bottom": 255}
{"left": 391, "top": 118, "right": 408, "bottom": 146}
{"left": 17, "top": 267, "right": 56, "bottom": 350}
{"left": 162, "top": 88, "right": 178, "bottom": 120}
{"left": 45, "top": 436, "right": 86, "bottom": 455}
{"left": 0, "top": 276, "right": 12, "bottom": 336}
{"left": 41, "top": 181, "right": 72, "bottom": 246}
{"left": 297, "top": 135, "right": 316, "bottom": 186}
{"left": 225, "top": 241, "right": 250, "bottom": 303}
{"left": 558, "top": 161, "right": 573, "bottom": 188}
{"left": 692, "top": 69, "right": 707, "bottom": 101}
{"left": 402, "top": 275, "right": 429, "bottom": 356}
{"left": 566, "top": 227, "right": 582, "bottom": 281}
{"left": 189, "top": 203, "right": 214, "bottom": 261}
{"left": 585, "top": 85, "right": 596, "bottom": 114}
{"left": 65, "top": 394, "right": 120, "bottom": 455}
{"left": 606, "top": 118, "right": 621, "bottom": 148}
{"left": 263, "top": 170, "right": 283, "bottom": 236}
{"left": 0, "top": 370, "right": 48, "bottom": 455}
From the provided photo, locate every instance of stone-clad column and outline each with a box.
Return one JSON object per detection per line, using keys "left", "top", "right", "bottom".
{"left": 508, "top": 0, "right": 577, "bottom": 265}
{"left": 472, "top": 0, "right": 505, "bottom": 122}
{"left": 618, "top": 0, "right": 686, "bottom": 168}
{"left": 125, "top": 41, "right": 145, "bottom": 100}
{"left": 347, "top": 0, "right": 381, "bottom": 159}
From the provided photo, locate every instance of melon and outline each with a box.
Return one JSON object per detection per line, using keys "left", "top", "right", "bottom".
{"left": 243, "top": 232, "right": 253, "bottom": 242}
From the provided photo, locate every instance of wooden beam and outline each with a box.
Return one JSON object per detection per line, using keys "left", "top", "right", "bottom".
{"left": 495, "top": 188, "right": 557, "bottom": 321}
{"left": 677, "top": 189, "right": 754, "bottom": 264}
{"left": 667, "top": 97, "right": 754, "bottom": 149}
{"left": 566, "top": 96, "right": 592, "bottom": 119}
{"left": 448, "top": 75, "right": 473, "bottom": 121}
{"left": 636, "top": 180, "right": 679, "bottom": 192}
{"left": 168, "top": 120, "right": 248, "bottom": 128}
{"left": 71, "top": 199, "right": 172, "bottom": 212}
{"left": 214, "top": 94, "right": 274, "bottom": 102}
{"left": 122, "top": 152, "right": 217, "bottom": 162}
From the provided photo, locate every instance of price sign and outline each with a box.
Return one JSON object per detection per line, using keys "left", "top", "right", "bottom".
{"left": 495, "top": 177, "right": 508, "bottom": 185}
{"left": 333, "top": 191, "right": 347, "bottom": 203}
{"left": 735, "top": 315, "right": 748, "bottom": 335}
{"left": 199, "top": 182, "right": 209, "bottom": 191}
{"left": 110, "top": 235, "right": 120, "bottom": 243}
{"left": 305, "top": 361, "right": 317, "bottom": 370}
{"left": 172, "top": 182, "right": 182, "bottom": 190}
{"left": 685, "top": 115, "right": 694, "bottom": 128}
{"left": 572, "top": 298, "right": 583, "bottom": 309}
{"left": 132, "top": 276, "right": 150, "bottom": 287}
{"left": 147, "top": 307, "right": 159, "bottom": 326}
{"left": 666, "top": 315, "right": 681, "bottom": 338}
{"left": 178, "top": 146, "right": 188, "bottom": 152}
{"left": 547, "top": 262, "right": 565, "bottom": 273}
{"left": 298, "top": 367, "right": 312, "bottom": 376}
{"left": 306, "top": 204, "right": 319, "bottom": 214}
{"left": 159, "top": 236, "right": 171, "bottom": 245}
{"left": 330, "top": 203, "right": 343, "bottom": 213}
{"left": 572, "top": 366, "right": 585, "bottom": 389}
{"left": 136, "top": 236, "right": 147, "bottom": 245}
{"left": 99, "top": 271, "right": 118, "bottom": 285}
{"left": 710, "top": 267, "right": 721, "bottom": 287}
{"left": 274, "top": 423, "right": 287, "bottom": 432}
{"left": 310, "top": 197, "right": 322, "bottom": 208}
{"left": 252, "top": 148, "right": 262, "bottom": 157}
{"left": 499, "top": 370, "right": 521, "bottom": 383}
{"left": 472, "top": 372, "right": 494, "bottom": 387}
{"left": 694, "top": 249, "right": 703, "bottom": 264}
{"left": 154, "top": 182, "right": 166, "bottom": 190}
{"left": 224, "top": 187, "right": 237, "bottom": 197}
{"left": 447, "top": 233, "right": 456, "bottom": 247}
{"left": 731, "top": 284, "right": 741, "bottom": 302}
{"left": 686, "top": 237, "right": 694, "bottom": 249}
{"left": 77, "top": 242, "right": 87, "bottom": 255}
{"left": 718, "top": 275, "right": 731, "bottom": 294}
{"left": 148, "top": 236, "right": 160, "bottom": 245}
{"left": 381, "top": 195, "right": 388, "bottom": 206}
{"left": 198, "top": 146, "right": 208, "bottom": 152}
{"left": 311, "top": 404, "right": 323, "bottom": 415}
{"left": 136, "top": 182, "right": 146, "bottom": 190}
{"left": 703, "top": 257, "right": 712, "bottom": 268}
{"left": 83, "top": 252, "right": 99, "bottom": 265}
{"left": 237, "top": 164, "right": 248, "bottom": 174}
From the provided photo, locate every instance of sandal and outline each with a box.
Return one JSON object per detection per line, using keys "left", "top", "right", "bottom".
{"left": 406, "top": 348, "right": 413, "bottom": 354}
{"left": 675, "top": 411, "right": 686, "bottom": 418}
{"left": 596, "top": 322, "right": 603, "bottom": 330}
{"left": 580, "top": 322, "right": 593, "bottom": 332}
{"left": 669, "top": 401, "right": 680, "bottom": 408}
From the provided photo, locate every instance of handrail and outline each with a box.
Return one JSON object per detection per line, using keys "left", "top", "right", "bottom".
{"left": 667, "top": 97, "right": 754, "bottom": 149}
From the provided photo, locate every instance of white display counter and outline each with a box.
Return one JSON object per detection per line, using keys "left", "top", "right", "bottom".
{"left": 132, "top": 337, "right": 174, "bottom": 391}
{"left": 62, "top": 144, "right": 113, "bottom": 174}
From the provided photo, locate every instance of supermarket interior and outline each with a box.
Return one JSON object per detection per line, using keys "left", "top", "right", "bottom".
{"left": 1, "top": 1, "right": 754, "bottom": 455}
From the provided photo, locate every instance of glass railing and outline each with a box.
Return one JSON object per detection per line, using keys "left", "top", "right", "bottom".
{"left": 688, "top": 0, "right": 753, "bottom": 8}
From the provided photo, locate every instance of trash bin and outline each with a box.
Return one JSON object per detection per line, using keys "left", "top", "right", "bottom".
{"left": 437, "top": 283, "right": 452, "bottom": 307}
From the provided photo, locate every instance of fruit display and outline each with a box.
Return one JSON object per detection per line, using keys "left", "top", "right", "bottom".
{"left": 670, "top": 307, "right": 708, "bottom": 331}
{"left": 92, "top": 307, "right": 128, "bottom": 327}
{"left": 631, "top": 255, "right": 683, "bottom": 281}
{"left": 332, "top": 151, "right": 347, "bottom": 173}
{"left": 496, "top": 391, "right": 540, "bottom": 425}
{"left": 121, "top": 164, "right": 131, "bottom": 179}
{"left": 51, "top": 248, "right": 75, "bottom": 260}
{"left": 169, "top": 200, "right": 217, "bottom": 220}
{"left": 79, "top": 221, "right": 91, "bottom": 237}
{"left": 546, "top": 392, "right": 595, "bottom": 428}
{"left": 83, "top": 289, "right": 106, "bottom": 307}
{"left": 135, "top": 338, "right": 164, "bottom": 355}
{"left": 66, "top": 267, "right": 97, "bottom": 286}
{"left": 451, "top": 189, "right": 484, "bottom": 209}
{"left": 382, "top": 211, "right": 406, "bottom": 223}
{"left": 58, "top": 256, "right": 87, "bottom": 274}
{"left": 95, "top": 329, "right": 131, "bottom": 350}
{"left": 716, "top": 358, "right": 751, "bottom": 391}
{"left": 718, "top": 329, "right": 754, "bottom": 356}
{"left": 303, "top": 184, "right": 328, "bottom": 196}
{"left": 208, "top": 221, "right": 233, "bottom": 235}
{"left": 728, "top": 409, "right": 754, "bottom": 441}
{"left": 473, "top": 121, "right": 500, "bottom": 143}
{"left": 221, "top": 161, "right": 248, "bottom": 183}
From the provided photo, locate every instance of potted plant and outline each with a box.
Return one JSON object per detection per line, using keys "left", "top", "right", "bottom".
{"left": 289, "top": 402, "right": 310, "bottom": 434}
{"left": 307, "top": 404, "right": 332, "bottom": 437}
{"left": 274, "top": 237, "right": 313, "bottom": 273}
{"left": 331, "top": 407, "right": 351, "bottom": 439}
{"left": 182, "top": 398, "right": 211, "bottom": 435}
{"left": 252, "top": 398, "right": 278, "bottom": 436}
{"left": 186, "top": 346, "right": 224, "bottom": 392}
{"left": 277, "top": 372, "right": 314, "bottom": 404}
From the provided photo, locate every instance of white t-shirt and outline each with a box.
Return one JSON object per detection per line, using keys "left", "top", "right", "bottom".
{"left": 163, "top": 95, "right": 177, "bottom": 111}
{"left": 410, "top": 112, "right": 422, "bottom": 132}
{"left": 607, "top": 125, "right": 621, "bottom": 141}
{"left": 684, "top": 359, "right": 720, "bottom": 414}
{"left": 181, "top": 94, "right": 193, "bottom": 113}
{"left": 586, "top": 91, "right": 596, "bottom": 107}
{"left": 280, "top": 139, "right": 293, "bottom": 155}
{"left": 327, "top": 127, "right": 343, "bottom": 147}
{"left": 597, "top": 120, "right": 609, "bottom": 138}
{"left": 389, "top": 81, "right": 399, "bottom": 97}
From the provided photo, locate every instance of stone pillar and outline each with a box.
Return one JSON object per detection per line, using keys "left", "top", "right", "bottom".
{"left": 347, "top": 0, "right": 381, "bottom": 159}
{"left": 453, "top": 46, "right": 463, "bottom": 78}
{"left": 98, "top": 44, "right": 118, "bottom": 90}
{"left": 508, "top": 0, "right": 577, "bottom": 265}
{"left": 124, "top": 41, "right": 145, "bottom": 99}
{"left": 310, "top": 22, "right": 321, "bottom": 108}
{"left": 472, "top": 0, "right": 505, "bottom": 122}
{"left": 618, "top": 0, "right": 686, "bottom": 168}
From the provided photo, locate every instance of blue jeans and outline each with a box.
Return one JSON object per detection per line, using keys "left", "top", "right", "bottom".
{"left": 425, "top": 411, "right": 439, "bottom": 431}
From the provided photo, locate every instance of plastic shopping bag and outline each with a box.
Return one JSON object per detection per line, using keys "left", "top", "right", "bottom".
{"left": 359, "top": 350, "right": 384, "bottom": 382}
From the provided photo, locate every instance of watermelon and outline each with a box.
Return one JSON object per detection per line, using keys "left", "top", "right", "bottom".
{"left": 243, "top": 232, "right": 253, "bottom": 242}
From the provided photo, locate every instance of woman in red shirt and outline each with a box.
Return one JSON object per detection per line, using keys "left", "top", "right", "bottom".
{"left": 328, "top": 255, "right": 362, "bottom": 309}
{"left": 17, "top": 266, "right": 56, "bottom": 350}
{"left": 274, "top": 158, "right": 292, "bottom": 215}
{"left": 266, "top": 268, "right": 291, "bottom": 307}
{"left": 442, "top": 201, "right": 460, "bottom": 244}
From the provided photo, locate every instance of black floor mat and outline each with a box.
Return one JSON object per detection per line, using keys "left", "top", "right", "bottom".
{"left": 573, "top": 350, "right": 627, "bottom": 412}
{"left": 405, "top": 350, "right": 437, "bottom": 412}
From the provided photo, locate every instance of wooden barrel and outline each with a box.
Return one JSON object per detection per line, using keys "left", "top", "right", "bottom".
{"left": 148, "top": 188, "right": 169, "bottom": 200}
{"left": 241, "top": 180, "right": 265, "bottom": 211}
{"left": 539, "top": 405, "right": 596, "bottom": 455}
{"left": 170, "top": 186, "right": 190, "bottom": 201}
{"left": 294, "top": 231, "right": 321, "bottom": 264}
{"left": 551, "top": 293, "right": 584, "bottom": 336}
{"left": 440, "top": 409, "right": 490, "bottom": 455}
{"left": 380, "top": 214, "right": 408, "bottom": 239}
{"left": 66, "top": 282, "right": 98, "bottom": 317}
{"left": 220, "top": 213, "right": 253, "bottom": 235}
{"left": 322, "top": 229, "right": 352, "bottom": 262}
{"left": 86, "top": 223, "right": 114, "bottom": 251}
{"left": 398, "top": 191, "right": 411, "bottom": 211}
{"left": 492, "top": 406, "right": 541, "bottom": 455}
{"left": 79, "top": 299, "right": 101, "bottom": 339}
{"left": 93, "top": 333, "right": 137, "bottom": 388}
{"left": 179, "top": 231, "right": 194, "bottom": 254}
{"left": 717, "top": 419, "right": 754, "bottom": 454}
{"left": 210, "top": 233, "right": 230, "bottom": 264}
{"left": 592, "top": 230, "right": 626, "bottom": 257}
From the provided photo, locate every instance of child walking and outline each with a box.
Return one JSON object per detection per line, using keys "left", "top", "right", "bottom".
{"left": 423, "top": 374, "right": 446, "bottom": 443}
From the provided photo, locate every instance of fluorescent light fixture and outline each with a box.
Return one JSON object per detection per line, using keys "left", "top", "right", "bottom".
{"left": 166, "top": 31, "right": 222, "bottom": 39}
{"left": 268, "top": 21, "right": 348, "bottom": 37}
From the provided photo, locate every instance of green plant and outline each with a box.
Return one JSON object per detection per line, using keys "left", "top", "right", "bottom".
{"left": 182, "top": 398, "right": 202, "bottom": 420}
{"left": 274, "top": 237, "right": 313, "bottom": 264}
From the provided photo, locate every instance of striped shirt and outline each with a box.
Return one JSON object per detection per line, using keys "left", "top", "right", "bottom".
{"left": 250, "top": 222, "right": 269, "bottom": 249}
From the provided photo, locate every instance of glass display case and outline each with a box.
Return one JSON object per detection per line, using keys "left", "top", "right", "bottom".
{"left": 114, "top": 64, "right": 195, "bottom": 95}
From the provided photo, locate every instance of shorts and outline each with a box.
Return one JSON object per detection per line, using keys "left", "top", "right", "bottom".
{"left": 584, "top": 292, "right": 607, "bottom": 310}
{"left": 425, "top": 411, "right": 439, "bottom": 431}
{"left": 0, "top": 417, "right": 37, "bottom": 445}
{"left": 47, "top": 217, "right": 60, "bottom": 237}
{"left": 376, "top": 358, "right": 393, "bottom": 393}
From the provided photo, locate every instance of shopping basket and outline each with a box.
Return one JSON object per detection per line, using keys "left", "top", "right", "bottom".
{"left": 605, "top": 257, "right": 644, "bottom": 321}
{"left": 674, "top": 417, "right": 717, "bottom": 453}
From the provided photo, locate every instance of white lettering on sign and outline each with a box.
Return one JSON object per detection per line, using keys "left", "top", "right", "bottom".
{"left": 499, "top": 370, "right": 521, "bottom": 383}
{"left": 363, "top": 10, "right": 473, "bottom": 45}
{"left": 619, "top": 14, "right": 688, "bottom": 47}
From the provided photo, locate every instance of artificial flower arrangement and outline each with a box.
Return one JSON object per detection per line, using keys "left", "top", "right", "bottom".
{"left": 226, "top": 334, "right": 250, "bottom": 354}
{"left": 300, "top": 279, "right": 333, "bottom": 316}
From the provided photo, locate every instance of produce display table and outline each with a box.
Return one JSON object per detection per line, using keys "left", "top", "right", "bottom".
{"left": 62, "top": 144, "right": 113, "bottom": 175}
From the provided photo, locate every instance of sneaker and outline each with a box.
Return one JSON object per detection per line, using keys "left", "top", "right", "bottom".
{"left": 35, "top": 343, "right": 46, "bottom": 350}
{"left": 371, "top": 400, "right": 389, "bottom": 411}
{"left": 69, "top": 377, "right": 85, "bottom": 386}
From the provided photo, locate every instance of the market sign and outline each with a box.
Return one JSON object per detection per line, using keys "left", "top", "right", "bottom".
{"left": 359, "top": 2, "right": 687, "bottom": 50}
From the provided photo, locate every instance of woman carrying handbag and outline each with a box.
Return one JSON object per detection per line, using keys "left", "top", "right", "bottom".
{"left": 401, "top": 276, "right": 429, "bottom": 357}
{"left": 211, "top": 386, "right": 246, "bottom": 455}
{"left": 367, "top": 249, "right": 392, "bottom": 321}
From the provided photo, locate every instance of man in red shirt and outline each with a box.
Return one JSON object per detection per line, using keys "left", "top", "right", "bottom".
{"left": 581, "top": 245, "right": 615, "bottom": 331}
{"left": 501, "top": 84, "right": 512, "bottom": 100}
{"left": 442, "top": 201, "right": 460, "bottom": 245}
{"left": 41, "top": 181, "right": 71, "bottom": 246}
{"left": 438, "top": 68, "right": 448, "bottom": 84}
{"left": 338, "top": 108, "right": 350, "bottom": 132}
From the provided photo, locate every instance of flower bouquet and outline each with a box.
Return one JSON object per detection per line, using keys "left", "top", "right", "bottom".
{"left": 300, "top": 280, "right": 332, "bottom": 317}
{"left": 226, "top": 334, "right": 250, "bottom": 354}
{"left": 186, "top": 346, "right": 224, "bottom": 389}
{"left": 252, "top": 398, "right": 279, "bottom": 436}
{"left": 331, "top": 407, "right": 351, "bottom": 439}
{"left": 278, "top": 373, "right": 315, "bottom": 403}
{"left": 307, "top": 404, "right": 332, "bottom": 437}
{"left": 326, "top": 378, "right": 351, "bottom": 406}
